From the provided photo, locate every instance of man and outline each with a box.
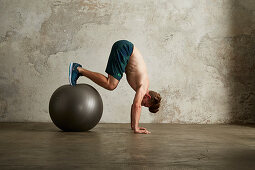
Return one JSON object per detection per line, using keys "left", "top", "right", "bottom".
{"left": 69, "top": 40, "right": 161, "bottom": 134}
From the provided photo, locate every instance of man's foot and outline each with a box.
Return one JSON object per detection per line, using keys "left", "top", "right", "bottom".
{"left": 69, "top": 62, "right": 82, "bottom": 86}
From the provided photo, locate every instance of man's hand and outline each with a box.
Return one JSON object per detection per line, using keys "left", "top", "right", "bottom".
{"left": 131, "top": 126, "right": 146, "bottom": 130}
{"left": 134, "top": 127, "right": 151, "bottom": 134}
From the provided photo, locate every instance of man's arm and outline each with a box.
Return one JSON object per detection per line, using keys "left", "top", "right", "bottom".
{"left": 131, "top": 105, "right": 134, "bottom": 130}
{"left": 131, "top": 87, "right": 150, "bottom": 134}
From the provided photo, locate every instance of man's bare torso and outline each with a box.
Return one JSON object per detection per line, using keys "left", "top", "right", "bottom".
{"left": 125, "top": 46, "right": 149, "bottom": 92}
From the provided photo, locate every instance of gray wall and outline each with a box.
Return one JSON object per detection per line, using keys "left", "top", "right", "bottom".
{"left": 0, "top": 0, "right": 255, "bottom": 123}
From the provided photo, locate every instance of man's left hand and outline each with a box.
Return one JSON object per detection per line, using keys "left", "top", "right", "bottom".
{"left": 131, "top": 127, "right": 149, "bottom": 131}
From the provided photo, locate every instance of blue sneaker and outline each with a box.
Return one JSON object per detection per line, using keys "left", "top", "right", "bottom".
{"left": 69, "top": 62, "right": 82, "bottom": 86}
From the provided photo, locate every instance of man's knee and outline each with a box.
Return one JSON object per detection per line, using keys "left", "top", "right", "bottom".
{"left": 107, "top": 83, "right": 117, "bottom": 91}
{"left": 106, "top": 75, "right": 119, "bottom": 91}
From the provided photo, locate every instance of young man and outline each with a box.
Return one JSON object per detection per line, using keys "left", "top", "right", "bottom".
{"left": 69, "top": 40, "right": 161, "bottom": 134}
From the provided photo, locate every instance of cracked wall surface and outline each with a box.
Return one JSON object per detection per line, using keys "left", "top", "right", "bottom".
{"left": 0, "top": 0, "right": 254, "bottom": 123}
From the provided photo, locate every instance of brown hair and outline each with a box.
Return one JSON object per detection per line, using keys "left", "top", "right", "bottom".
{"left": 148, "top": 91, "right": 161, "bottom": 113}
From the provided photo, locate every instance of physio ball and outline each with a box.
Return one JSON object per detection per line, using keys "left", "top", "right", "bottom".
{"left": 49, "top": 84, "right": 103, "bottom": 131}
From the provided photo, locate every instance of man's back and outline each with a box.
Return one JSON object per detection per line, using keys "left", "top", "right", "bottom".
{"left": 126, "top": 46, "right": 149, "bottom": 92}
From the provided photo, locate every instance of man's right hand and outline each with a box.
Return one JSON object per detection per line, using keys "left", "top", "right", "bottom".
{"left": 134, "top": 127, "right": 151, "bottom": 134}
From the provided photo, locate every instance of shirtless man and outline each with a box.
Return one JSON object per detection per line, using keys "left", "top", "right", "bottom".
{"left": 69, "top": 40, "right": 161, "bottom": 134}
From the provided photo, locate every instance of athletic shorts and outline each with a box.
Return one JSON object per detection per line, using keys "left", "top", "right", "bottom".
{"left": 105, "top": 40, "right": 134, "bottom": 81}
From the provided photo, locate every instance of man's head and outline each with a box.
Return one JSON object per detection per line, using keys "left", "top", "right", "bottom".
{"left": 141, "top": 90, "right": 161, "bottom": 113}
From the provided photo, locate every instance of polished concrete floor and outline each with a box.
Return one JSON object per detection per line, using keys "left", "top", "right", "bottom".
{"left": 0, "top": 123, "right": 254, "bottom": 170}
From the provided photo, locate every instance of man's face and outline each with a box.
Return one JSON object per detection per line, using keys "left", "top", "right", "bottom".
{"left": 142, "top": 94, "right": 152, "bottom": 107}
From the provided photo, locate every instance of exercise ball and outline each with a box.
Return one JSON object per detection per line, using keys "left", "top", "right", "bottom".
{"left": 49, "top": 84, "right": 103, "bottom": 131}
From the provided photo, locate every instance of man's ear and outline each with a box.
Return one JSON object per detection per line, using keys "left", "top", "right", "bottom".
{"left": 146, "top": 93, "right": 151, "bottom": 99}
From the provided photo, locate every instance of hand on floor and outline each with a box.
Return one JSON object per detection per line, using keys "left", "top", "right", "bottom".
{"left": 131, "top": 126, "right": 146, "bottom": 130}
{"left": 134, "top": 127, "right": 151, "bottom": 134}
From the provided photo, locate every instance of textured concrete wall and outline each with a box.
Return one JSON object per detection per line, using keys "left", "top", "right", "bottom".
{"left": 0, "top": 0, "right": 255, "bottom": 123}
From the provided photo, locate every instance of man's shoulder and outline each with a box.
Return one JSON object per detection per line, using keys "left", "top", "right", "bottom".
{"left": 135, "top": 84, "right": 148, "bottom": 94}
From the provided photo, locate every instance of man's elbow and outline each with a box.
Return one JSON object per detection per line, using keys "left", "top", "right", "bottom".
{"left": 132, "top": 104, "right": 141, "bottom": 110}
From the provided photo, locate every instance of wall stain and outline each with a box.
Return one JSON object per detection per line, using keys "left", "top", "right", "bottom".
{"left": 79, "top": 0, "right": 109, "bottom": 10}
{"left": 14, "top": 0, "right": 113, "bottom": 74}
{"left": 152, "top": 86, "right": 182, "bottom": 123}
{"left": 0, "top": 75, "right": 21, "bottom": 119}
{"left": 39, "top": 0, "right": 112, "bottom": 56}
{"left": 0, "top": 31, "right": 16, "bottom": 43}
{"left": 0, "top": 76, "right": 19, "bottom": 98}
{"left": 0, "top": 99, "right": 7, "bottom": 118}
{"left": 198, "top": 30, "right": 255, "bottom": 123}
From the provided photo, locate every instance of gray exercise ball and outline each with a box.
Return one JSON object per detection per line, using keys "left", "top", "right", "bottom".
{"left": 49, "top": 84, "right": 103, "bottom": 131}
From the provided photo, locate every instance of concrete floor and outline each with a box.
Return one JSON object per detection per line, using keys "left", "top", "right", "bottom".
{"left": 0, "top": 123, "right": 254, "bottom": 170}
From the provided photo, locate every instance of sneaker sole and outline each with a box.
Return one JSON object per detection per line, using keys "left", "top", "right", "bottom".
{"left": 69, "top": 62, "right": 73, "bottom": 86}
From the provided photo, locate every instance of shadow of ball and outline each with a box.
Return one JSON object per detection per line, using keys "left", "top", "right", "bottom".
{"left": 49, "top": 84, "right": 103, "bottom": 132}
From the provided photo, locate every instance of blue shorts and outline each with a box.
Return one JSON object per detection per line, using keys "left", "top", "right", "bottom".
{"left": 105, "top": 40, "right": 134, "bottom": 81}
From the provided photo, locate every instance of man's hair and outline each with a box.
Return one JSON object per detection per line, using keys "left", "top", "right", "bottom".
{"left": 148, "top": 91, "right": 161, "bottom": 113}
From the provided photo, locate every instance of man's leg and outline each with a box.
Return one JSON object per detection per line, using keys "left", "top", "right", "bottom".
{"left": 77, "top": 67, "right": 119, "bottom": 91}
